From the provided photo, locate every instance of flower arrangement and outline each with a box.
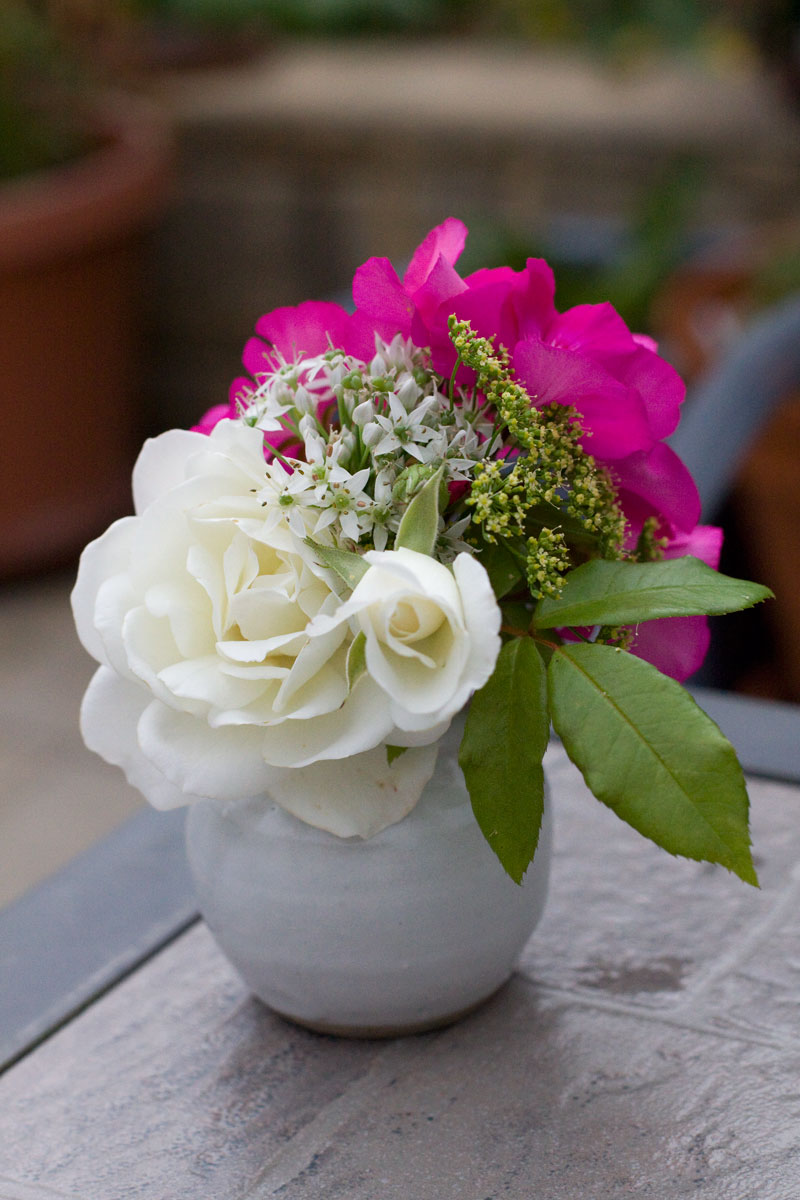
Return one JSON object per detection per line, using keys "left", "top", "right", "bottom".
{"left": 72, "top": 217, "right": 771, "bottom": 886}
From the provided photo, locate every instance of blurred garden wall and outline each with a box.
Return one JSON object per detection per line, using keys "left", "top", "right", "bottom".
{"left": 135, "top": 14, "right": 800, "bottom": 430}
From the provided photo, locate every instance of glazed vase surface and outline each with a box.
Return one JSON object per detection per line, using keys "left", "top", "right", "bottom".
{"left": 185, "top": 719, "right": 551, "bottom": 1036}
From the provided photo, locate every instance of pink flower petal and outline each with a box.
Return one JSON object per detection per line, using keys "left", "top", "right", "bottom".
{"left": 262, "top": 428, "right": 299, "bottom": 461}
{"left": 242, "top": 335, "right": 272, "bottom": 378}
{"left": 352, "top": 256, "right": 415, "bottom": 336}
{"left": 610, "top": 344, "right": 685, "bottom": 441}
{"left": 354, "top": 218, "right": 468, "bottom": 344}
{"left": 229, "top": 376, "right": 252, "bottom": 406}
{"left": 513, "top": 338, "right": 653, "bottom": 460}
{"left": 402, "top": 216, "right": 468, "bottom": 293}
{"left": 246, "top": 301, "right": 380, "bottom": 373}
{"left": 410, "top": 253, "right": 467, "bottom": 323}
{"left": 448, "top": 259, "right": 557, "bottom": 343}
{"left": 613, "top": 444, "right": 701, "bottom": 537}
{"left": 192, "top": 402, "right": 235, "bottom": 435}
{"left": 419, "top": 278, "right": 518, "bottom": 378}
{"left": 340, "top": 309, "right": 388, "bottom": 360}
{"left": 255, "top": 300, "right": 349, "bottom": 357}
{"left": 454, "top": 279, "right": 518, "bottom": 346}
{"left": 509, "top": 258, "right": 558, "bottom": 337}
{"left": 629, "top": 615, "right": 711, "bottom": 681}
{"left": 633, "top": 332, "right": 658, "bottom": 353}
{"left": 463, "top": 264, "right": 518, "bottom": 291}
{"left": 548, "top": 303, "right": 685, "bottom": 440}
{"left": 664, "top": 524, "right": 723, "bottom": 569}
{"left": 549, "top": 302, "right": 635, "bottom": 356}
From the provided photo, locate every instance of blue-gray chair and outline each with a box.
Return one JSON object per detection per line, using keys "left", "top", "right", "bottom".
{"left": 669, "top": 293, "right": 800, "bottom": 693}
{"left": 669, "top": 293, "right": 800, "bottom": 520}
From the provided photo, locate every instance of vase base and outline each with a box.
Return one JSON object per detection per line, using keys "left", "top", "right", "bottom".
{"left": 266, "top": 983, "right": 506, "bottom": 1039}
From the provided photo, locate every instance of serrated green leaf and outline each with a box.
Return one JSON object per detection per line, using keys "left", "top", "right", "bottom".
{"left": 534, "top": 557, "right": 773, "bottom": 629}
{"left": 346, "top": 631, "right": 367, "bottom": 691}
{"left": 394, "top": 466, "right": 443, "bottom": 556}
{"left": 459, "top": 637, "right": 549, "bottom": 884}
{"left": 305, "top": 539, "right": 368, "bottom": 590}
{"left": 386, "top": 744, "right": 407, "bottom": 765}
{"left": 547, "top": 641, "right": 758, "bottom": 885}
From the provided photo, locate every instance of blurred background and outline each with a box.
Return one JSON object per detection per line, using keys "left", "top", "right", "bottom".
{"left": 2, "top": 0, "right": 800, "bottom": 904}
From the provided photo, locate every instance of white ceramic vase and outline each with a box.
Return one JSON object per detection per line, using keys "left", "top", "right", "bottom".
{"left": 185, "top": 718, "right": 552, "bottom": 1036}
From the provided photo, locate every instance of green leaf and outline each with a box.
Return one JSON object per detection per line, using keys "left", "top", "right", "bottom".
{"left": 477, "top": 539, "right": 523, "bottom": 599}
{"left": 346, "top": 631, "right": 367, "bottom": 691}
{"left": 534, "top": 557, "right": 773, "bottom": 629}
{"left": 459, "top": 637, "right": 549, "bottom": 884}
{"left": 501, "top": 599, "right": 534, "bottom": 637}
{"left": 547, "top": 642, "right": 758, "bottom": 885}
{"left": 386, "top": 744, "right": 407, "bottom": 766}
{"left": 394, "top": 466, "right": 443, "bottom": 556}
{"left": 524, "top": 502, "right": 600, "bottom": 548}
{"left": 305, "top": 539, "right": 368, "bottom": 591}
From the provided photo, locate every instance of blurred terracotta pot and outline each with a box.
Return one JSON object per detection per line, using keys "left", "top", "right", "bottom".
{"left": 0, "top": 94, "right": 172, "bottom": 577}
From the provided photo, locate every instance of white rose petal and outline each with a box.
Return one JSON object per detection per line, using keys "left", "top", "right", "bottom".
{"left": 72, "top": 516, "right": 138, "bottom": 667}
{"left": 256, "top": 675, "right": 395, "bottom": 767}
{"left": 80, "top": 667, "right": 189, "bottom": 810}
{"left": 263, "top": 741, "right": 440, "bottom": 839}
{"left": 132, "top": 429, "right": 205, "bottom": 513}
{"left": 137, "top": 699, "right": 278, "bottom": 801}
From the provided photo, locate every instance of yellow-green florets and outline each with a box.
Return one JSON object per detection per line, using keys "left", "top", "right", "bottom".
{"left": 449, "top": 316, "right": 628, "bottom": 598}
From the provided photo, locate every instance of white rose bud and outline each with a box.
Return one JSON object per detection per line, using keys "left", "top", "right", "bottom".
{"left": 308, "top": 547, "right": 501, "bottom": 737}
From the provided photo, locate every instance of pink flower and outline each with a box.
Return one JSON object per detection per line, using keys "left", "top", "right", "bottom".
{"left": 353, "top": 216, "right": 686, "bottom": 460}
{"left": 243, "top": 300, "right": 380, "bottom": 377}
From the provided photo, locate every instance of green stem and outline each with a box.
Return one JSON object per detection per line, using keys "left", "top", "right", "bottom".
{"left": 500, "top": 623, "right": 530, "bottom": 639}
{"left": 568, "top": 627, "right": 596, "bottom": 644}
{"left": 269, "top": 443, "right": 296, "bottom": 471}
{"left": 280, "top": 412, "right": 306, "bottom": 440}
{"left": 500, "top": 625, "right": 562, "bottom": 652}
{"left": 448, "top": 356, "right": 462, "bottom": 410}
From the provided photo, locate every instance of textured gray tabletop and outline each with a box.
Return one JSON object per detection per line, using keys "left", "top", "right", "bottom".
{"left": 1, "top": 744, "right": 799, "bottom": 1199}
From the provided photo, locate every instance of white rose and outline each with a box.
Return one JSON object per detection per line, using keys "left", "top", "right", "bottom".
{"left": 72, "top": 420, "right": 444, "bottom": 837}
{"left": 307, "top": 546, "right": 501, "bottom": 739}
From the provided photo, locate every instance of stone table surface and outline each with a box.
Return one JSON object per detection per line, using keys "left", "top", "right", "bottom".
{"left": 1, "top": 745, "right": 799, "bottom": 1198}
